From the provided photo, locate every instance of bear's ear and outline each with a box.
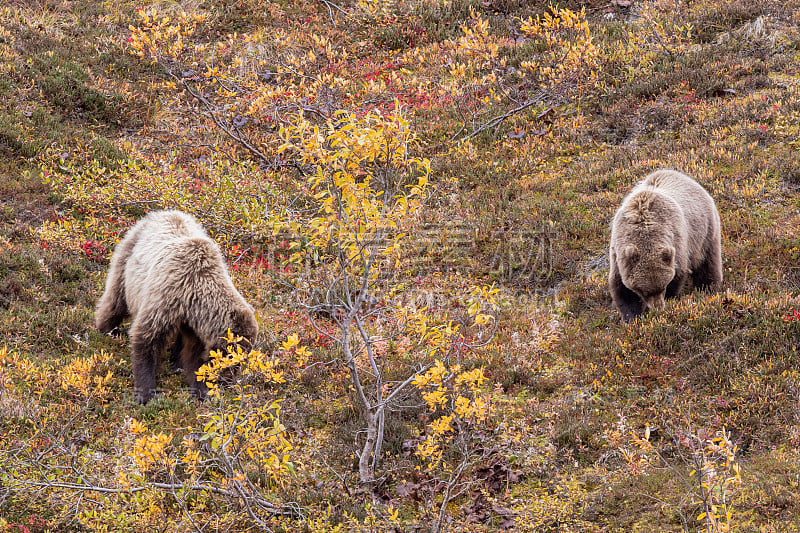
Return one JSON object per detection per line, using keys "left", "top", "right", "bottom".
{"left": 621, "top": 244, "right": 639, "bottom": 265}
{"left": 661, "top": 247, "right": 674, "bottom": 265}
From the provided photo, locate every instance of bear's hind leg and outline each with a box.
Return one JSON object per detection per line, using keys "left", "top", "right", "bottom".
{"left": 691, "top": 254, "right": 723, "bottom": 292}
{"left": 170, "top": 334, "right": 184, "bottom": 374}
{"left": 95, "top": 274, "right": 129, "bottom": 333}
{"left": 95, "top": 230, "right": 140, "bottom": 333}
{"left": 665, "top": 273, "right": 687, "bottom": 300}
{"left": 178, "top": 325, "right": 209, "bottom": 400}
{"left": 96, "top": 293, "right": 128, "bottom": 333}
{"left": 130, "top": 312, "right": 174, "bottom": 404}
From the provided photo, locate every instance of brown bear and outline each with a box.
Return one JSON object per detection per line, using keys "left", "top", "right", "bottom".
{"left": 609, "top": 169, "right": 722, "bottom": 323}
{"left": 95, "top": 210, "right": 258, "bottom": 403}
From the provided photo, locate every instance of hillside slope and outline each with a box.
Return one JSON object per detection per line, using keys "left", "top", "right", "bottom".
{"left": 1, "top": 0, "right": 799, "bottom": 531}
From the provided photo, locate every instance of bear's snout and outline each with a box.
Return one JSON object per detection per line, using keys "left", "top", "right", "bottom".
{"left": 643, "top": 293, "right": 666, "bottom": 312}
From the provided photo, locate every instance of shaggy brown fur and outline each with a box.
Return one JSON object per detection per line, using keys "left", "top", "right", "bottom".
{"left": 95, "top": 210, "right": 258, "bottom": 403}
{"left": 609, "top": 169, "right": 722, "bottom": 323}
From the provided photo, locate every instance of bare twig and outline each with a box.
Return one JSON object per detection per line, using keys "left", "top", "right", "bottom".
{"left": 460, "top": 91, "right": 550, "bottom": 141}
{"left": 5, "top": 479, "right": 296, "bottom": 516}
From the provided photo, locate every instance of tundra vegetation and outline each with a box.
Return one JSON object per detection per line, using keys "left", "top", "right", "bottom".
{"left": 0, "top": 0, "right": 799, "bottom": 531}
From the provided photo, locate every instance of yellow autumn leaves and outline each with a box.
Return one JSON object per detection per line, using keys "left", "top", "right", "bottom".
{"left": 61, "top": 350, "right": 116, "bottom": 399}
{"left": 413, "top": 360, "right": 490, "bottom": 469}
{"left": 519, "top": 7, "right": 600, "bottom": 89}
{"left": 275, "top": 102, "right": 430, "bottom": 269}
{"left": 122, "top": 332, "right": 302, "bottom": 486}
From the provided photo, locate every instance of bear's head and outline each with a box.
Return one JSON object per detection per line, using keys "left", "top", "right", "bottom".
{"left": 229, "top": 304, "right": 259, "bottom": 351}
{"left": 617, "top": 243, "right": 675, "bottom": 312}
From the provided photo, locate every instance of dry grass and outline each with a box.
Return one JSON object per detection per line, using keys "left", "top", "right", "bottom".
{"left": 1, "top": 0, "right": 800, "bottom": 530}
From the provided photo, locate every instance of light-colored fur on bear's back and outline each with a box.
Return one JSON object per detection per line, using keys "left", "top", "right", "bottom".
{"left": 122, "top": 211, "right": 210, "bottom": 317}
{"left": 615, "top": 169, "right": 720, "bottom": 271}
{"left": 121, "top": 211, "right": 245, "bottom": 343}
{"left": 634, "top": 170, "right": 718, "bottom": 233}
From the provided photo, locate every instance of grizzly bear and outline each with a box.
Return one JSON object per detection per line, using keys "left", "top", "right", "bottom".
{"left": 609, "top": 169, "right": 722, "bottom": 323}
{"left": 95, "top": 210, "right": 258, "bottom": 404}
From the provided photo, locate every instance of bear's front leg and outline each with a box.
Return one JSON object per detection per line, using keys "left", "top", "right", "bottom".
{"left": 610, "top": 267, "right": 645, "bottom": 323}
{"left": 178, "top": 327, "right": 209, "bottom": 400}
{"left": 130, "top": 313, "right": 173, "bottom": 404}
{"left": 170, "top": 334, "right": 184, "bottom": 374}
{"left": 665, "top": 272, "right": 687, "bottom": 300}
